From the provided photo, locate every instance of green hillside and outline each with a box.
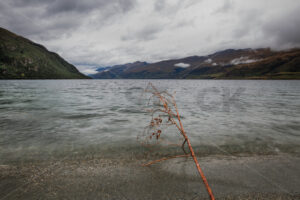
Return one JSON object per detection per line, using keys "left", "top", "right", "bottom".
{"left": 0, "top": 27, "right": 88, "bottom": 79}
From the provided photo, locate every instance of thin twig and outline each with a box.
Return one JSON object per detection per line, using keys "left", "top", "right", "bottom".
{"left": 142, "top": 154, "right": 190, "bottom": 166}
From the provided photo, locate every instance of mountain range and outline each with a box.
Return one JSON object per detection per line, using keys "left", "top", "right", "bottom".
{"left": 0, "top": 27, "right": 88, "bottom": 79}
{"left": 1, "top": 27, "right": 299, "bottom": 80}
{"left": 91, "top": 48, "right": 300, "bottom": 79}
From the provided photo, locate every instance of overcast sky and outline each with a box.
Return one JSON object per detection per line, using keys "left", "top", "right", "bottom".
{"left": 1, "top": 0, "right": 300, "bottom": 73}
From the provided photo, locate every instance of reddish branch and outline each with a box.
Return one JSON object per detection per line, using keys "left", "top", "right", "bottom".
{"left": 142, "top": 154, "right": 190, "bottom": 167}
{"left": 142, "top": 83, "right": 215, "bottom": 200}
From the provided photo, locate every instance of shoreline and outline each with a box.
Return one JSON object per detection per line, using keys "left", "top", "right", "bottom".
{"left": 1, "top": 154, "right": 299, "bottom": 199}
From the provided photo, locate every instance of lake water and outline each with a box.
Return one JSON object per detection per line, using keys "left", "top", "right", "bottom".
{"left": 0, "top": 80, "right": 299, "bottom": 164}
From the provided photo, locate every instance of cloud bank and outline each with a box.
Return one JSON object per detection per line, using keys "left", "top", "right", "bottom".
{"left": 1, "top": 0, "right": 299, "bottom": 72}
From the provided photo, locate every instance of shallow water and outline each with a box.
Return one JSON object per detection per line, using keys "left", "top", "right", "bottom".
{"left": 0, "top": 80, "right": 299, "bottom": 163}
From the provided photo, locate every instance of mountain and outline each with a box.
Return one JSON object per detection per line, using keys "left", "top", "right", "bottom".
{"left": 90, "top": 61, "right": 148, "bottom": 79}
{"left": 95, "top": 66, "right": 112, "bottom": 73}
{"left": 92, "top": 48, "right": 300, "bottom": 79}
{"left": 0, "top": 27, "right": 88, "bottom": 79}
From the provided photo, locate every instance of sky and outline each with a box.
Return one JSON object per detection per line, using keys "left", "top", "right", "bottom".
{"left": 1, "top": 0, "right": 300, "bottom": 74}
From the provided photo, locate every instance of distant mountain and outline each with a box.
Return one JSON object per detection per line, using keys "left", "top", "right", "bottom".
{"left": 90, "top": 61, "right": 148, "bottom": 79}
{"left": 95, "top": 66, "right": 112, "bottom": 73}
{"left": 0, "top": 27, "right": 88, "bottom": 79}
{"left": 92, "top": 48, "right": 300, "bottom": 79}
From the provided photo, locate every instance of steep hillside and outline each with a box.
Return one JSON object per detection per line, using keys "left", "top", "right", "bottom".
{"left": 92, "top": 48, "right": 300, "bottom": 79}
{"left": 0, "top": 27, "right": 88, "bottom": 79}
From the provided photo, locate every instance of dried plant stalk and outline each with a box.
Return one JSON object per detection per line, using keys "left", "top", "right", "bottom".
{"left": 142, "top": 154, "right": 189, "bottom": 167}
{"left": 140, "top": 83, "right": 215, "bottom": 200}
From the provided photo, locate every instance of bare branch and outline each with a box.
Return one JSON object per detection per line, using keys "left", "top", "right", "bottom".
{"left": 140, "top": 82, "right": 215, "bottom": 200}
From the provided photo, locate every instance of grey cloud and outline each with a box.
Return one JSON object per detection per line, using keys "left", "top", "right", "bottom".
{"left": 9, "top": 0, "right": 52, "bottom": 7}
{"left": 0, "top": 1, "right": 43, "bottom": 36}
{"left": 0, "top": 0, "right": 136, "bottom": 41}
{"left": 262, "top": 8, "right": 300, "bottom": 47}
{"left": 154, "top": 0, "right": 166, "bottom": 12}
{"left": 231, "top": 3, "right": 300, "bottom": 49}
{"left": 214, "top": 0, "right": 234, "bottom": 14}
{"left": 45, "top": 0, "right": 132, "bottom": 15}
{"left": 10, "top": 0, "right": 135, "bottom": 15}
{"left": 153, "top": 0, "right": 185, "bottom": 15}
{"left": 47, "top": 0, "right": 89, "bottom": 14}
{"left": 232, "top": 9, "right": 263, "bottom": 39}
{"left": 172, "top": 18, "right": 195, "bottom": 29}
{"left": 121, "top": 24, "right": 164, "bottom": 41}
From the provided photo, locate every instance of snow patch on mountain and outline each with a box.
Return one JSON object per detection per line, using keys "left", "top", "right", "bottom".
{"left": 230, "top": 57, "right": 260, "bottom": 65}
{"left": 204, "top": 58, "right": 212, "bottom": 63}
{"left": 174, "top": 62, "right": 191, "bottom": 68}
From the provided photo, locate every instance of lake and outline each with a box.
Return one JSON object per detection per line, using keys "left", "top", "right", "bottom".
{"left": 0, "top": 79, "right": 299, "bottom": 164}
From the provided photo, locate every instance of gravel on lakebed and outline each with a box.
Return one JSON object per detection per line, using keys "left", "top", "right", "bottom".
{"left": 0, "top": 154, "right": 299, "bottom": 200}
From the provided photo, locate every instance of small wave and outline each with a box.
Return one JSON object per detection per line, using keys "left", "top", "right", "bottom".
{"left": 61, "top": 113, "right": 107, "bottom": 119}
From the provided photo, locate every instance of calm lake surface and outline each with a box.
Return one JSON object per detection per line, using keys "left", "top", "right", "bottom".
{"left": 0, "top": 80, "right": 299, "bottom": 164}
